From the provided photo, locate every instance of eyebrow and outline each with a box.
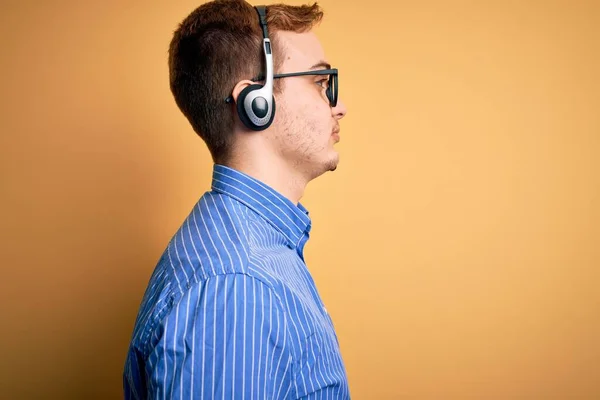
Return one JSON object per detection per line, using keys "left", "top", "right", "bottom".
{"left": 309, "top": 61, "right": 331, "bottom": 70}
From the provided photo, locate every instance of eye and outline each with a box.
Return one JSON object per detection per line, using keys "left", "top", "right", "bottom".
{"left": 316, "top": 77, "right": 329, "bottom": 88}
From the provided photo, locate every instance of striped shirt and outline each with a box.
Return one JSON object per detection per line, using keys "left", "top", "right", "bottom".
{"left": 123, "top": 164, "right": 350, "bottom": 399}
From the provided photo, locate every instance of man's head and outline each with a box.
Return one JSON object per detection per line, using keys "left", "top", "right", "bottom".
{"left": 169, "top": 0, "right": 347, "bottom": 180}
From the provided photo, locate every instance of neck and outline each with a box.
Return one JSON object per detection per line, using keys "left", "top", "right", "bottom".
{"left": 223, "top": 149, "right": 308, "bottom": 205}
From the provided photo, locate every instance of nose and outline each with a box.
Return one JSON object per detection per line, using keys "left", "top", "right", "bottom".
{"left": 333, "top": 98, "right": 347, "bottom": 120}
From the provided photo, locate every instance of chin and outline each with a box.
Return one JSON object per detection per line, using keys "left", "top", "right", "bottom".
{"left": 325, "top": 154, "right": 339, "bottom": 172}
{"left": 306, "top": 151, "right": 339, "bottom": 179}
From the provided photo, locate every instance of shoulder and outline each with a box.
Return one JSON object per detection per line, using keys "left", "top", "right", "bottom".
{"left": 131, "top": 192, "right": 284, "bottom": 348}
{"left": 167, "top": 191, "right": 253, "bottom": 286}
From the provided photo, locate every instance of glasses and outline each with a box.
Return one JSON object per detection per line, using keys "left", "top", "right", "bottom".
{"left": 226, "top": 68, "right": 338, "bottom": 107}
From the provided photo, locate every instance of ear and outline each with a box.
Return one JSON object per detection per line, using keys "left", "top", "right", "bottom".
{"left": 230, "top": 80, "right": 256, "bottom": 105}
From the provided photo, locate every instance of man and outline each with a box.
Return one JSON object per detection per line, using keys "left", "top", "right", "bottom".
{"left": 123, "top": 0, "right": 349, "bottom": 398}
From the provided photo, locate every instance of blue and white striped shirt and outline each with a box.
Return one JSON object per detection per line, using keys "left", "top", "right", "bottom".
{"left": 123, "top": 164, "right": 350, "bottom": 399}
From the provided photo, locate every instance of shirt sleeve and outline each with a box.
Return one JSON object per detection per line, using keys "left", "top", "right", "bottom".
{"left": 146, "top": 273, "right": 295, "bottom": 399}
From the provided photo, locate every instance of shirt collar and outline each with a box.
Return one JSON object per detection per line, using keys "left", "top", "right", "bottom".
{"left": 210, "top": 164, "right": 312, "bottom": 248}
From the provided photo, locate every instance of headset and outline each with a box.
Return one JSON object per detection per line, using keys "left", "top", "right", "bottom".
{"left": 235, "top": 5, "right": 275, "bottom": 131}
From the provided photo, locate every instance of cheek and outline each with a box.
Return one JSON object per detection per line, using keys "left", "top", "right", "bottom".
{"left": 275, "top": 86, "right": 331, "bottom": 147}
{"left": 307, "top": 102, "right": 332, "bottom": 136}
{"left": 282, "top": 82, "right": 328, "bottom": 117}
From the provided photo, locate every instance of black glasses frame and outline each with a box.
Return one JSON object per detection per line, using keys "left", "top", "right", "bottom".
{"left": 226, "top": 68, "right": 338, "bottom": 107}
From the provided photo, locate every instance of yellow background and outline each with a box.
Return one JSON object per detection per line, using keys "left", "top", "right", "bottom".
{"left": 1, "top": 0, "right": 599, "bottom": 398}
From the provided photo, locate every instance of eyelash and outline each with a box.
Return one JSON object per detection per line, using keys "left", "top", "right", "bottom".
{"left": 316, "top": 78, "right": 328, "bottom": 87}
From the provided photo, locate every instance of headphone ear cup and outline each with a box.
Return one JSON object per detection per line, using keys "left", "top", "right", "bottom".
{"left": 236, "top": 84, "right": 276, "bottom": 131}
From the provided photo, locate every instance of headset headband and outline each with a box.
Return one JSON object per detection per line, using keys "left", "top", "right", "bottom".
{"left": 254, "top": 6, "right": 273, "bottom": 102}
